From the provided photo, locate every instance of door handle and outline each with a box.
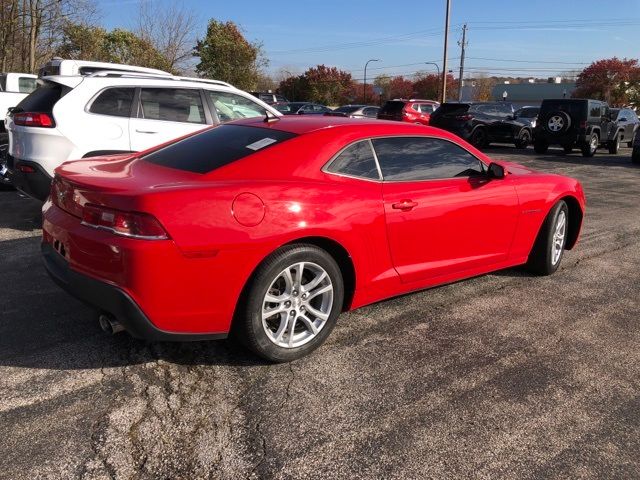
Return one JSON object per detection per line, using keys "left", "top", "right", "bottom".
{"left": 135, "top": 129, "right": 158, "bottom": 134}
{"left": 392, "top": 200, "right": 418, "bottom": 211}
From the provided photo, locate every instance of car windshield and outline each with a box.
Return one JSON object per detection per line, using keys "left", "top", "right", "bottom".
{"left": 516, "top": 107, "right": 539, "bottom": 118}
{"left": 143, "top": 125, "right": 298, "bottom": 174}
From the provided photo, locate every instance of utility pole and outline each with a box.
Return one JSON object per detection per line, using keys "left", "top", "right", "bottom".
{"left": 457, "top": 24, "right": 468, "bottom": 102}
{"left": 441, "top": 0, "right": 451, "bottom": 103}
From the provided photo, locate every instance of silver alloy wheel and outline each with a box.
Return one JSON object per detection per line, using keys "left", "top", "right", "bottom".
{"left": 590, "top": 135, "right": 598, "bottom": 151}
{"left": 261, "top": 261, "right": 333, "bottom": 348}
{"left": 548, "top": 115, "right": 564, "bottom": 132}
{"left": 551, "top": 210, "right": 567, "bottom": 265}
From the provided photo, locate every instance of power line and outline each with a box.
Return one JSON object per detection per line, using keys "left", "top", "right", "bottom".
{"left": 465, "top": 57, "right": 590, "bottom": 65}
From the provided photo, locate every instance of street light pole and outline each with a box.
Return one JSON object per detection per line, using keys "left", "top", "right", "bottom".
{"left": 441, "top": 0, "right": 451, "bottom": 103}
{"left": 364, "top": 59, "right": 380, "bottom": 103}
{"left": 424, "top": 62, "right": 440, "bottom": 99}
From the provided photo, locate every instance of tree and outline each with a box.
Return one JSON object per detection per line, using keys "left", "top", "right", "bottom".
{"left": 194, "top": 20, "right": 267, "bottom": 90}
{"left": 387, "top": 76, "right": 413, "bottom": 99}
{"left": 411, "top": 73, "right": 440, "bottom": 100}
{"left": 56, "top": 24, "right": 171, "bottom": 71}
{"left": 302, "top": 65, "right": 353, "bottom": 105}
{"left": 471, "top": 75, "right": 497, "bottom": 101}
{"left": 136, "top": 1, "right": 196, "bottom": 74}
{"left": 574, "top": 57, "right": 640, "bottom": 106}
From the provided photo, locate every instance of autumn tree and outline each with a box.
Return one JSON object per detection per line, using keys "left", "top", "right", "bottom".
{"left": 387, "top": 76, "right": 413, "bottom": 99}
{"left": 472, "top": 75, "right": 497, "bottom": 101}
{"left": 194, "top": 20, "right": 267, "bottom": 90}
{"left": 412, "top": 73, "right": 440, "bottom": 100}
{"left": 574, "top": 57, "right": 640, "bottom": 106}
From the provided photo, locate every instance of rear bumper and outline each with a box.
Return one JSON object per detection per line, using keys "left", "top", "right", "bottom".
{"left": 6, "top": 156, "right": 52, "bottom": 201}
{"left": 42, "top": 242, "right": 227, "bottom": 341}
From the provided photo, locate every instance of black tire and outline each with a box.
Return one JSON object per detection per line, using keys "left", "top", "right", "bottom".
{"left": 515, "top": 129, "right": 531, "bottom": 149}
{"left": 563, "top": 145, "right": 573, "bottom": 154}
{"left": 608, "top": 134, "right": 621, "bottom": 154}
{"left": 632, "top": 147, "right": 640, "bottom": 164}
{"left": 234, "top": 244, "right": 344, "bottom": 362}
{"left": 534, "top": 141, "right": 549, "bottom": 154}
{"left": 526, "top": 201, "right": 569, "bottom": 276}
{"left": 581, "top": 133, "right": 598, "bottom": 158}
{"left": 470, "top": 128, "right": 488, "bottom": 148}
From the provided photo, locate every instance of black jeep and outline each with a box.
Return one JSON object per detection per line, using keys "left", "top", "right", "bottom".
{"left": 534, "top": 99, "right": 618, "bottom": 157}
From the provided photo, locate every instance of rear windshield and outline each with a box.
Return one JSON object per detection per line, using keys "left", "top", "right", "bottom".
{"left": 435, "top": 103, "right": 471, "bottom": 115}
{"left": 14, "top": 82, "right": 65, "bottom": 113}
{"left": 143, "top": 124, "right": 298, "bottom": 174}
{"left": 541, "top": 100, "right": 585, "bottom": 116}
{"left": 380, "top": 101, "right": 406, "bottom": 114}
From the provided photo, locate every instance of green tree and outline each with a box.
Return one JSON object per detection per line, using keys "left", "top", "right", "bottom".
{"left": 194, "top": 20, "right": 267, "bottom": 90}
{"left": 56, "top": 23, "right": 172, "bottom": 72}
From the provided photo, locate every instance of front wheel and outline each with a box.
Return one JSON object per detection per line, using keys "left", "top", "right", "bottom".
{"left": 526, "top": 201, "right": 569, "bottom": 275}
{"left": 515, "top": 129, "right": 531, "bottom": 149}
{"left": 608, "top": 134, "right": 620, "bottom": 154}
{"left": 581, "top": 133, "right": 598, "bottom": 157}
{"left": 235, "top": 244, "right": 344, "bottom": 362}
{"left": 470, "top": 128, "right": 488, "bottom": 148}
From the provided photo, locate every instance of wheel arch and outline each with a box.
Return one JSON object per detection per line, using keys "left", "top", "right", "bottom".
{"left": 561, "top": 195, "right": 583, "bottom": 250}
{"left": 231, "top": 235, "right": 357, "bottom": 333}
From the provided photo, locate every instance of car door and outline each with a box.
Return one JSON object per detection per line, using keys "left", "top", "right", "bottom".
{"left": 492, "top": 103, "right": 516, "bottom": 140}
{"left": 84, "top": 86, "right": 135, "bottom": 153}
{"left": 129, "top": 87, "right": 209, "bottom": 151}
{"left": 374, "top": 136, "right": 520, "bottom": 283}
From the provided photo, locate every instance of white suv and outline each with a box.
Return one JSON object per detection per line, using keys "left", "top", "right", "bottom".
{"left": 5, "top": 61, "right": 280, "bottom": 200}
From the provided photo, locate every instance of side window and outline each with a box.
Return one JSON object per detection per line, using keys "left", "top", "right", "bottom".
{"left": 411, "top": 104, "right": 420, "bottom": 112}
{"left": 140, "top": 88, "right": 205, "bottom": 123}
{"left": 18, "top": 77, "right": 37, "bottom": 93}
{"left": 475, "top": 105, "right": 493, "bottom": 115}
{"left": 589, "top": 103, "right": 601, "bottom": 118}
{"left": 313, "top": 104, "right": 326, "bottom": 113}
{"left": 0, "top": 74, "right": 6, "bottom": 91}
{"left": 363, "top": 107, "right": 378, "bottom": 117}
{"left": 207, "top": 91, "right": 266, "bottom": 123}
{"left": 326, "top": 141, "right": 380, "bottom": 180}
{"left": 371, "top": 137, "right": 485, "bottom": 181}
{"left": 420, "top": 104, "right": 435, "bottom": 114}
{"left": 89, "top": 87, "right": 135, "bottom": 117}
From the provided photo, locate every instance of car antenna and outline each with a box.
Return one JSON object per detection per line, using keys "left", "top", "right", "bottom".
{"left": 264, "top": 110, "right": 280, "bottom": 123}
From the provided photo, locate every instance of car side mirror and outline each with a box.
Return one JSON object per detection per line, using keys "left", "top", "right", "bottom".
{"left": 487, "top": 162, "right": 505, "bottom": 179}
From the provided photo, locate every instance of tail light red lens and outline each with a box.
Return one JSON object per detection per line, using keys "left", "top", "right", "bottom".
{"left": 13, "top": 112, "right": 55, "bottom": 128}
{"left": 456, "top": 114, "right": 473, "bottom": 121}
{"left": 579, "top": 120, "right": 587, "bottom": 129}
{"left": 81, "top": 204, "right": 169, "bottom": 240}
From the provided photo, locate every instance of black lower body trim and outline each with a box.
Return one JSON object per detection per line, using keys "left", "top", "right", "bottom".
{"left": 7, "top": 157, "right": 52, "bottom": 201}
{"left": 42, "top": 243, "right": 228, "bottom": 341}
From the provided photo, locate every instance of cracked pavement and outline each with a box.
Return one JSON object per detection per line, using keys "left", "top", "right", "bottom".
{"left": 1, "top": 146, "right": 639, "bottom": 479}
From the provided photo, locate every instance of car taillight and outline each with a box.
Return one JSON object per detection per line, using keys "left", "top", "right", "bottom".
{"left": 12, "top": 112, "right": 55, "bottom": 128}
{"left": 456, "top": 114, "right": 473, "bottom": 121}
{"left": 81, "top": 204, "right": 169, "bottom": 240}
{"left": 579, "top": 120, "right": 587, "bottom": 129}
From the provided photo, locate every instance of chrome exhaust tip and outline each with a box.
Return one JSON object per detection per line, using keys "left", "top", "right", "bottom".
{"left": 98, "top": 313, "right": 125, "bottom": 335}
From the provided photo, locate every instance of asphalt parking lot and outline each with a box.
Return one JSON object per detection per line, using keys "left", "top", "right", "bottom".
{"left": 1, "top": 146, "right": 639, "bottom": 479}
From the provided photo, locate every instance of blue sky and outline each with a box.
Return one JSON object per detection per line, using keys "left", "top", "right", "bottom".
{"left": 99, "top": 0, "right": 640, "bottom": 79}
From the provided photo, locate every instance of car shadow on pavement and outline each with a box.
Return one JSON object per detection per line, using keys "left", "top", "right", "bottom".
{"left": 483, "top": 144, "right": 639, "bottom": 168}
{"left": 0, "top": 191, "right": 43, "bottom": 232}
{"left": 0, "top": 236, "right": 267, "bottom": 370}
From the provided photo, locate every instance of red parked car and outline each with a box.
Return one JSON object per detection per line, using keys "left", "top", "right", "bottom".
{"left": 377, "top": 99, "right": 440, "bottom": 125}
{"left": 42, "top": 116, "right": 585, "bottom": 362}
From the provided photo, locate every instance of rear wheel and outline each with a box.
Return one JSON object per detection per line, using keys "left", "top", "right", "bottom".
{"left": 235, "top": 244, "right": 344, "bottom": 362}
{"left": 608, "top": 134, "right": 621, "bottom": 154}
{"left": 470, "top": 128, "right": 488, "bottom": 148}
{"left": 534, "top": 141, "right": 549, "bottom": 154}
{"left": 527, "top": 201, "right": 569, "bottom": 275}
{"left": 581, "top": 133, "right": 598, "bottom": 157}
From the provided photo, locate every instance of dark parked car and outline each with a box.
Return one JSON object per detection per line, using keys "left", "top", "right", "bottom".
{"left": 273, "top": 102, "right": 332, "bottom": 115}
{"left": 533, "top": 99, "right": 617, "bottom": 157}
{"left": 429, "top": 102, "right": 533, "bottom": 149}
{"left": 250, "top": 92, "right": 289, "bottom": 105}
{"left": 632, "top": 129, "right": 640, "bottom": 164}
{"left": 377, "top": 99, "right": 439, "bottom": 126}
{"left": 324, "top": 104, "right": 380, "bottom": 118}
{"left": 610, "top": 107, "right": 639, "bottom": 149}
{"left": 514, "top": 106, "right": 540, "bottom": 129}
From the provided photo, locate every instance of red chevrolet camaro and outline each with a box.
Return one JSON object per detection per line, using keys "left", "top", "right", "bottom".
{"left": 42, "top": 116, "right": 585, "bottom": 362}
